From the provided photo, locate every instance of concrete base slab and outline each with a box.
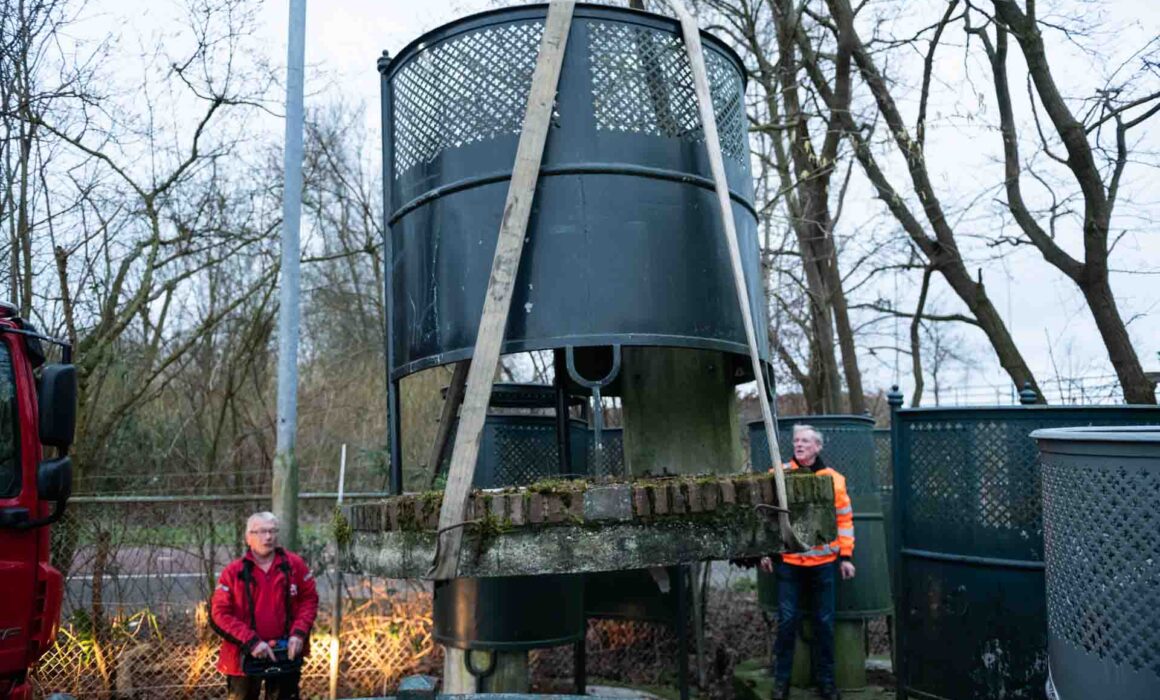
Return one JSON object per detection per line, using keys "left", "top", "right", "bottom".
{"left": 345, "top": 473, "right": 837, "bottom": 579}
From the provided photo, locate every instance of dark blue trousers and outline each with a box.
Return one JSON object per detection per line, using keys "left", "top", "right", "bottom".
{"left": 773, "top": 560, "right": 837, "bottom": 688}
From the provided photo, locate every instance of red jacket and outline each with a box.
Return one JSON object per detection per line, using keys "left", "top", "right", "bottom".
{"left": 209, "top": 548, "right": 319, "bottom": 675}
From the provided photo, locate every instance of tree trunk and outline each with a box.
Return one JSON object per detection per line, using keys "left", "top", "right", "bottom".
{"left": 910, "top": 268, "right": 933, "bottom": 407}
{"left": 825, "top": 257, "right": 864, "bottom": 413}
{"left": 981, "top": 5, "right": 1155, "bottom": 405}
{"left": 1080, "top": 274, "right": 1157, "bottom": 403}
{"left": 774, "top": 0, "right": 849, "bottom": 414}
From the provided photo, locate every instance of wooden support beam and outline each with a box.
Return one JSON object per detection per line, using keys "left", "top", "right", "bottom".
{"left": 426, "top": 361, "right": 469, "bottom": 489}
{"left": 429, "top": 0, "right": 577, "bottom": 580}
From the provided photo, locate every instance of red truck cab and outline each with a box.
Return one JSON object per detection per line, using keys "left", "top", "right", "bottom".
{"left": 0, "top": 303, "right": 76, "bottom": 699}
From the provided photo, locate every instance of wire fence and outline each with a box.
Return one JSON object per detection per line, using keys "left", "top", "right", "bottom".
{"left": 914, "top": 373, "right": 1128, "bottom": 407}
{"left": 34, "top": 495, "right": 440, "bottom": 699}
{"left": 31, "top": 496, "right": 891, "bottom": 698}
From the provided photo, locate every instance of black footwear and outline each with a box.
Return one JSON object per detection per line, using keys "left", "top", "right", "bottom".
{"left": 818, "top": 687, "right": 841, "bottom": 700}
{"left": 770, "top": 683, "right": 790, "bottom": 700}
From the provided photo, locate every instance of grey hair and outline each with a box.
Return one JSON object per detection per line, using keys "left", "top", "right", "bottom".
{"left": 246, "top": 511, "right": 279, "bottom": 535}
{"left": 792, "top": 424, "right": 824, "bottom": 449}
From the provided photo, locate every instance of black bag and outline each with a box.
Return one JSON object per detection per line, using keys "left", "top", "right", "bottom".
{"left": 241, "top": 639, "right": 303, "bottom": 677}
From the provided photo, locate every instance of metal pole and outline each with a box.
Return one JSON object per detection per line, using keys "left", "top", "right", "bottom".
{"left": 553, "top": 349, "right": 574, "bottom": 476}
{"left": 676, "top": 564, "right": 690, "bottom": 700}
{"left": 379, "top": 50, "right": 403, "bottom": 495}
{"left": 886, "top": 386, "right": 905, "bottom": 699}
{"left": 573, "top": 635, "right": 587, "bottom": 695}
{"left": 329, "top": 444, "right": 347, "bottom": 700}
{"left": 272, "top": 0, "right": 307, "bottom": 549}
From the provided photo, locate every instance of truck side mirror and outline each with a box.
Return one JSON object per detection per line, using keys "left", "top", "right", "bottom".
{"left": 0, "top": 457, "right": 73, "bottom": 529}
{"left": 38, "top": 364, "right": 76, "bottom": 450}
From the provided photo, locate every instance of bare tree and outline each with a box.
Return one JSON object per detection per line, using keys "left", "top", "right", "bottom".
{"left": 8, "top": 0, "right": 281, "bottom": 474}
{"left": 704, "top": 0, "right": 868, "bottom": 413}
{"left": 0, "top": 0, "right": 106, "bottom": 317}
{"left": 966, "top": 0, "right": 1158, "bottom": 403}
{"left": 809, "top": 0, "right": 1042, "bottom": 397}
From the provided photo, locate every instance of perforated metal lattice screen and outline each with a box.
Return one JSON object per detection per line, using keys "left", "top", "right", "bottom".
{"left": 492, "top": 421, "right": 562, "bottom": 486}
{"left": 873, "top": 429, "right": 891, "bottom": 493}
{"left": 390, "top": 16, "right": 748, "bottom": 178}
{"left": 897, "top": 415, "right": 1155, "bottom": 553}
{"left": 393, "top": 21, "right": 545, "bottom": 176}
{"left": 749, "top": 418, "right": 877, "bottom": 496}
{"left": 587, "top": 21, "right": 746, "bottom": 160}
{"left": 1041, "top": 449, "right": 1160, "bottom": 678}
{"left": 588, "top": 427, "right": 625, "bottom": 478}
{"left": 438, "top": 417, "right": 587, "bottom": 488}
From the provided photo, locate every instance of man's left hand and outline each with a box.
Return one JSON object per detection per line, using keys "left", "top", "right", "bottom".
{"left": 287, "top": 636, "right": 304, "bottom": 660}
{"left": 839, "top": 561, "right": 856, "bottom": 580}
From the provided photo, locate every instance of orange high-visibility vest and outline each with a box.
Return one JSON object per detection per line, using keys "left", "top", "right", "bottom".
{"left": 771, "top": 459, "right": 854, "bottom": 567}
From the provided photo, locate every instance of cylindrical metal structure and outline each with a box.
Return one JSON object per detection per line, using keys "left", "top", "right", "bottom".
{"left": 381, "top": 4, "right": 767, "bottom": 385}
{"left": 434, "top": 384, "right": 586, "bottom": 651}
{"left": 434, "top": 574, "right": 586, "bottom": 650}
{"left": 584, "top": 566, "right": 680, "bottom": 624}
{"left": 1033, "top": 426, "right": 1160, "bottom": 700}
{"left": 892, "top": 406, "right": 1160, "bottom": 700}
{"left": 750, "top": 416, "right": 892, "bottom": 619}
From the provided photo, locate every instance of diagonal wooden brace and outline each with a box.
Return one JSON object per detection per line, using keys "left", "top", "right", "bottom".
{"left": 669, "top": 0, "right": 808, "bottom": 553}
{"left": 428, "top": 0, "right": 577, "bottom": 580}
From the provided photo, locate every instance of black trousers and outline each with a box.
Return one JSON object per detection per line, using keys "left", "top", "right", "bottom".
{"left": 226, "top": 672, "right": 300, "bottom": 700}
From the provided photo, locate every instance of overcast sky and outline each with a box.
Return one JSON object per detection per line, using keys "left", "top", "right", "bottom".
{"left": 91, "top": 0, "right": 1160, "bottom": 403}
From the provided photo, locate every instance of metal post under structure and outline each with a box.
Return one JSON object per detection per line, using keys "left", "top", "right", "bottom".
{"left": 378, "top": 50, "right": 403, "bottom": 496}
{"left": 675, "top": 564, "right": 690, "bottom": 700}
{"left": 886, "top": 386, "right": 905, "bottom": 699}
{"left": 554, "top": 349, "right": 574, "bottom": 477}
{"left": 272, "top": 0, "right": 307, "bottom": 549}
{"left": 573, "top": 635, "right": 586, "bottom": 695}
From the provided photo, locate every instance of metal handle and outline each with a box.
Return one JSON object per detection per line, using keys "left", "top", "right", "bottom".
{"left": 565, "top": 345, "right": 622, "bottom": 454}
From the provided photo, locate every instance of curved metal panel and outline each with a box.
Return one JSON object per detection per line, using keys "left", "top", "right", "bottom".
{"left": 383, "top": 5, "right": 767, "bottom": 381}
{"left": 434, "top": 574, "right": 586, "bottom": 650}
{"left": 1035, "top": 427, "right": 1160, "bottom": 700}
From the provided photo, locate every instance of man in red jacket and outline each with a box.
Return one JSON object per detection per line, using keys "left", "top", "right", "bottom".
{"left": 210, "top": 512, "right": 319, "bottom": 699}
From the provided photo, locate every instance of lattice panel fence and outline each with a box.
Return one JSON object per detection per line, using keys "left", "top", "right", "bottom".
{"left": 30, "top": 496, "right": 440, "bottom": 699}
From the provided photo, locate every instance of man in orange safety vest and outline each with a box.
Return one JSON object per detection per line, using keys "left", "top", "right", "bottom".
{"left": 760, "top": 424, "right": 855, "bottom": 700}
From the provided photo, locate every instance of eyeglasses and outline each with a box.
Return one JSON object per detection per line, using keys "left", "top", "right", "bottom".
{"left": 249, "top": 527, "right": 279, "bottom": 536}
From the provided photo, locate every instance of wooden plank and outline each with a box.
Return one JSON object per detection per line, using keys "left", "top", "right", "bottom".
{"left": 425, "top": 360, "right": 469, "bottom": 489}
{"left": 671, "top": 2, "right": 805, "bottom": 552}
{"left": 429, "top": 0, "right": 577, "bottom": 580}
